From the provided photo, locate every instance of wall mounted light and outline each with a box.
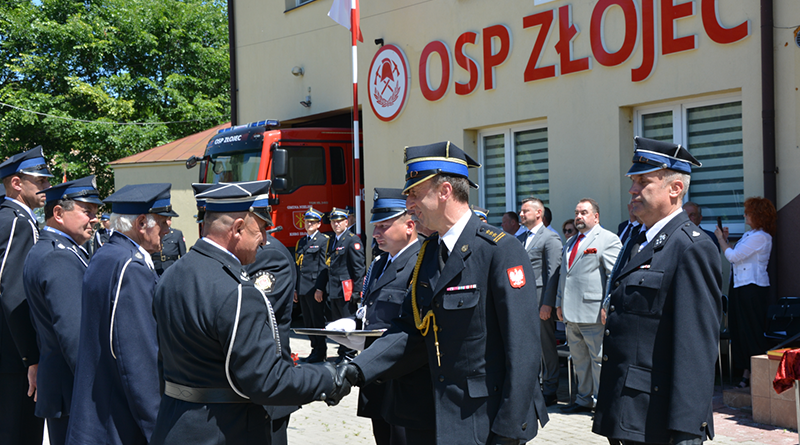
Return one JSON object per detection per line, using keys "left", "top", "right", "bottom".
{"left": 300, "top": 87, "right": 312, "bottom": 108}
{"left": 292, "top": 66, "right": 304, "bottom": 77}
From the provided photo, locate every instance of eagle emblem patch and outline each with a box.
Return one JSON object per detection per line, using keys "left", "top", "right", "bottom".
{"left": 507, "top": 266, "right": 526, "bottom": 288}
{"left": 254, "top": 272, "right": 275, "bottom": 293}
{"left": 354, "top": 243, "right": 361, "bottom": 250}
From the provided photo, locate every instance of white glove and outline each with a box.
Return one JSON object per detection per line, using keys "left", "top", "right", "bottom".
{"left": 326, "top": 317, "right": 357, "bottom": 332}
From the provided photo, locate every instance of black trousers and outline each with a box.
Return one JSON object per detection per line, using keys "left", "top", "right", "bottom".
{"left": 299, "top": 291, "right": 327, "bottom": 353}
{"left": 0, "top": 372, "right": 44, "bottom": 445}
{"left": 540, "top": 303, "right": 559, "bottom": 396}
{"left": 371, "top": 417, "right": 406, "bottom": 445}
{"left": 47, "top": 416, "right": 69, "bottom": 445}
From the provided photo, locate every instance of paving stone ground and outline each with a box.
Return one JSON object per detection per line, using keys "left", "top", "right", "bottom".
{"left": 41, "top": 333, "right": 800, "bottom": 444}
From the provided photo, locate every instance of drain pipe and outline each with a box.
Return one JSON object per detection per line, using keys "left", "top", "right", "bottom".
{"left": 761, "top": 0, "right": 776, "bottom": 203}
{"left": 227, "top": 0, "right": 239, "bottom": 126}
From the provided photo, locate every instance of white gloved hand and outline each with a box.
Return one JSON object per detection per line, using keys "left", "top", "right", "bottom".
{"left": 326, "top": 317, "right": 357, "bottom": 332}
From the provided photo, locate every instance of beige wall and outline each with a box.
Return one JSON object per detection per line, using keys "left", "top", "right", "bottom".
{"left": 235, "top": 0, "right": 799, "bottom": 236}
{"left": 111, "top": 162, "right": 201, "bottom": 248}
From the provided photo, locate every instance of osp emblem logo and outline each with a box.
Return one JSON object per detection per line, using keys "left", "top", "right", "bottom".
{"left": 293, "top": 211, "right": 306, "bottom": 230}
{"left": 368, "top": 44, "right": 410, "bottom": 122}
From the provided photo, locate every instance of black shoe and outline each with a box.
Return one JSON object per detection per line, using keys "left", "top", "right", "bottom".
{"left": 560, "top": 403, "right": 593, "bottom": 414}
{"left": 543, "top": 393, "right": 558, "bottom": 407}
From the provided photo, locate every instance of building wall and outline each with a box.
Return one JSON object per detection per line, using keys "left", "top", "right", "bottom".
{"left": 111, "top": 162, "right": 201, "bottom": 248}
{"left": 235, "top": 0, "right": 800, "bottom": 292}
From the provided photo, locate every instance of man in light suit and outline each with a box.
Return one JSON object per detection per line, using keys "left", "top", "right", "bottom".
{"left": 556, "top": 198, "right": 621, "bottom": 413}
{"left": 518, "top": 197, "right": 563, "bottom": 406}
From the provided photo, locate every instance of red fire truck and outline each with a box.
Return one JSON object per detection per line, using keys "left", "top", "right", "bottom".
{"left": 187, "top": 120, "right": 363, "bottom": 250}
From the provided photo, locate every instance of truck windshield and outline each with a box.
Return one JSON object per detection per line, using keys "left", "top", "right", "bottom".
{"left": 204, "top": 149, "right": 261, "bottom": 183}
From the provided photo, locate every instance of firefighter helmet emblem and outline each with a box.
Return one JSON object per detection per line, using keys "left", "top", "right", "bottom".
{"left": 368, "top": 44, "right": 410, "bottom": 122}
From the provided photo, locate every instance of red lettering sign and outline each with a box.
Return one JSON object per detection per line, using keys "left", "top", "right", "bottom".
{"left": 555, "top": 5, "right": 591, "bottom": 75}
{"left": 523, "top": 10, "right": 557, "bottom": 82}
{"left": 419, "top": 40, "right": 451, "bottom": 101}
{"left": 455, "top": 31, "right": 480, "bottom": 95}
{"left": 701, "top": 0, "right": 749, "bottom": 44}
{"left": 661, "top": 0, "right": 696, "bottom": 55}
{"left": 483, "top": 24, "right": 512, "bottom": 90}
{"left": 590, "top": 0, "right": 638, "bottom": 67}
{"left": 632, "top": 0, "right": 656, "bottom": 82}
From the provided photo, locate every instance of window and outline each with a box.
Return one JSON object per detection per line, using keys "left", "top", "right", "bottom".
{"left": 275, "top": 146, "right": 326, "bottom": 194}
{"left": 285, "top": 0, "right": 316, "bottom": 12}
{"left": 479, "top": 125, "right": 550, "bottom": 226}
{"left": 205, "top": 150, "right": 261, "bottom": 183}
{"left": 636, "top": 96, "right": 744, "bottom": 234}
{"left": 330, "top": 146, "right": 346, "bottom": 185}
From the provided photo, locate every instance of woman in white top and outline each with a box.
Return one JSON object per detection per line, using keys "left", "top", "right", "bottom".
{"left": 715, "top": 197, "right": 776, "bottom": 388}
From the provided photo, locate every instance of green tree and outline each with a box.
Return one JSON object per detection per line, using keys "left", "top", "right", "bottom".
{"left": 0, "top": 0, "right": 230, "bottom": 196}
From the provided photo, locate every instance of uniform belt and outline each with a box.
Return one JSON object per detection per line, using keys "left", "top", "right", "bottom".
{"left": 160, "top": 254, "right": 180, "bottom": 261}
{"left": 165, "top": 381, "right": 249, "bottom": 404}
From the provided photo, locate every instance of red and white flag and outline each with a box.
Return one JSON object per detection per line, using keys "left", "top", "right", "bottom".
{"left": 328, "top": 0, "right": 363, "bottom": 42}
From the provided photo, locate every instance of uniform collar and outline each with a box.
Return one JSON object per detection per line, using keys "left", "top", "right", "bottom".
{"left": 644, "top": 208, "right": 683, "bottom": 245}
{"left": 388, "top": 238, "right": 418, "bottom": 263}
{"left": 114, "top": 231, "right": 156, "bottom": 269}
{"left": 5, "top": 197, "right": 36, "bottom": 221}
{"left": 439, "top": 208, "right": 472, "bottom": 254}
{"left": 202, "top": 237, "right": 241, "bottom": 264}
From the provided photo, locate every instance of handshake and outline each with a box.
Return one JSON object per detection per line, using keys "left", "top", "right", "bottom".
{"left": 321, "top": 362, "right": 362, "bottom": 406}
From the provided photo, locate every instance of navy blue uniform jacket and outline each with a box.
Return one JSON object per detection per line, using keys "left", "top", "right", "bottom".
{"left": 593, "top": 212, "right": 722, "bottom": 443}
{"left": 0, "top": 199, "right": 40, "bottom": 371}
{"left": 295, "top": 231, "right": 329, "bottom": 295}
{"left": 68, "top": 232, "right": 160, "bottom": 445}
{"left": 247, "top": 235, "right": 300, "bottom": 423}
{"left": 318, "top": 231, "right": 365, "bottom": 300}
{"left": 151, "top": 239, "right": 334, "bottom": 445}
{"left": 353, "top": 215, "right": 548, "bottom": 444}
{"left": 24, "top": 229, "right": 88, "bottom": 419}
{"left": 358, "top": 241, "right": 435, "bottom": 430}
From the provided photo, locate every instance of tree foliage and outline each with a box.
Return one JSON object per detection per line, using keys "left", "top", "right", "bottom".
{"left": 0, "top": 0, "right": 230, "bottom": 196}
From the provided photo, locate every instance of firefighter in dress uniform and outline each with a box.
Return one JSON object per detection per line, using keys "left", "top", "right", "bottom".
{"left": 150, "top": 180, "right": 351, "bottom": 444}
{"left": 338, "top": 142, "right": 549, "bottom": 445}
{"left": 68, "top": 183, "right": 177, "bottom": 445}
{"left": 0, "top": 146, "right": 52, "bottom": 445}
{"left": 354, "top": 187, "right": 435, "bottom": 445}
{"left": 294, "top": 207, "right": 330, "bottom": 363}
{"left": 317, "top": 207, "right": 365, "bottom": 363}
{"left": 151, "top": 217, "right": 186, "bottom": 275}
{"left": 23, "top": 176, "right": 102, "bottom": 445}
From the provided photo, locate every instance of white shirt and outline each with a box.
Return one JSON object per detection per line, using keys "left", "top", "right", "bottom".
{"left": 639, "top": 208, "right": 683, "bottom": 251}
{"left": 725, "top": 229, "right": 771, "bottom": 288}
{"left": 439, "top": 209, "right": 473, "bottom": 254}
{"left": 116, "top": 232, "right": 157, "bottom": 270}
{"left": 203, "top": 237, "right": 242, "bottom": 264}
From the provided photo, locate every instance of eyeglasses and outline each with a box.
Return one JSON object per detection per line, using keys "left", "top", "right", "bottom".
{"left": 563, "top": 228, "right": 576, "bottom": 235}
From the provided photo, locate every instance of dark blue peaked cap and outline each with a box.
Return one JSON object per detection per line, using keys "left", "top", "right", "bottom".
{"left": 192, "top": 183, "right": 215, "bottom": 208}
{"left": 626, "top": 136, "right": 702, "bottom": 176}
{"left": 371, "top": 188, "right": 406, "bottom": 223}
{"left": 38, "top": 175, "right": 103, "bottom": 205}
{"left": 195, "top": 180, "right": 273, "bottom": 223}
{"left": 104, "top": 183, "right": 178, "bottom": 217}
{"left": 329, "top": 207, "right": 349, "bottom": 221}
{"left": 0, "top": 146, "right": 54, "bottom": 179}
{"left": 304, "top": 207, "right": 324, "bottom": 221}
{"left": 403, "top": 141, "right": 480, "bottom": 193}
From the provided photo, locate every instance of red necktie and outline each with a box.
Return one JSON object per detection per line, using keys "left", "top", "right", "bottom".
{"left": 568, "top": 234, "right": 585, "bottom": 268}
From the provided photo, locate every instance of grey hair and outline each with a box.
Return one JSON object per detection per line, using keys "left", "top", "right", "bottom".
{"left": 110, "top": 213, "right": 157, "bottom": 232}
{"left": 664, "top": 171, "right": 691, "bottom": 200}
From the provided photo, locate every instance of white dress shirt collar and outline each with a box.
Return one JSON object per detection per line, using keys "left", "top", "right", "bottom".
{"left": 439, "top": 209, "right": 473, "bottom": 254}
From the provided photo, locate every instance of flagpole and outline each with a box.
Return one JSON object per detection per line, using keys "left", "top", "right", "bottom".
{"left": 351, "top": 0, "right": 361, "bottom": 236}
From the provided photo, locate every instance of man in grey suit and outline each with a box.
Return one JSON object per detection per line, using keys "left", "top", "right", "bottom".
{"left": 518, "top": 197, "right": 563, "bottom": 406}
{"left": 556, "top": 198, "right": 622, "bottom": 413}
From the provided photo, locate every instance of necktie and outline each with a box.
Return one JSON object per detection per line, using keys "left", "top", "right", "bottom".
{"left": 525, "top": 230, "right": 534, "bottom": 249}
{"left": 438, "top": 242, "right": 449, "bottom": 271}
{"left": 568, "top": 234, "right": 585, "bottom": 268}
{"left": 629, "top": 230, "right": 647, "bottom": 261}
{"left": 620, "top": 223, "right": 633, "bottom": 244}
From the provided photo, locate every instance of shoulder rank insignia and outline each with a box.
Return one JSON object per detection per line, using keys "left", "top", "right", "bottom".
{"left": 135, "top": 252, "right": 143, "bottom": 259}
{"left": 57, "top": 243, "right": 65, "bottom": 249}
{"left": 254, "top": 271, "right": 275, "bottom": 293}
{"left": 482, "top": 228, "right": 505, "bottom": 243}
{"left": 654, "top": 233, "right": 668, "bottom": 248}
{"left": 692, "top": 231, "right": 700, "bottom": 237}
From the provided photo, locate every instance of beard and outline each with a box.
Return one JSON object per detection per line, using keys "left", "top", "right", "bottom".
{"left": 575, "top": 220, "right": 586, "bottom": 230}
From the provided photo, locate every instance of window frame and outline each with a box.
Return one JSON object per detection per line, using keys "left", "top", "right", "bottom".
{"left": 478, "top": 121, "right": 549, "bottom": 225}
{"left": 634, "top": 92, "right": 745, "bottom": 234}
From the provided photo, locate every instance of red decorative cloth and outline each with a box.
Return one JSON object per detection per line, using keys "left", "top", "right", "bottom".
{"left": 773, "top": 349, "right": 800, "bottom": 394}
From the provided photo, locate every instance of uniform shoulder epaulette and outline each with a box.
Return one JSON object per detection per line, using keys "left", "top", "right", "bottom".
{"left": 477, "top": 224, "right": 505, "bottom": 244}
{"left": 681, "top": 222, "right": 704, "bottom": 243}
{"left": 320, "top": 232, "right": 330, "bottom": 239}
{"left": 346, "top": 232, "right": 356, "bottom": 238}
